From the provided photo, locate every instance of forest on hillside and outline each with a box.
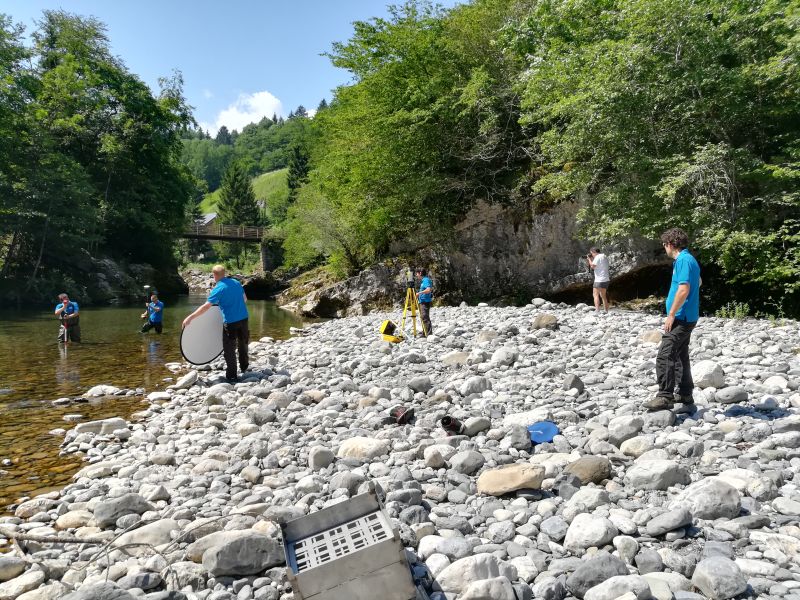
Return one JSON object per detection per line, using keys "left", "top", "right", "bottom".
{"left": 2, "top": 0, "right": 799, "bottom": 314}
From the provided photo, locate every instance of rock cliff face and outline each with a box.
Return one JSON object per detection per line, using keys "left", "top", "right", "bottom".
{"left": 434, "top": 200, "right": 666, "bottom": 301}
{"left": 280, "top": 200, "right": 668, "bottom": 318}
{"left": 62, "top": 253, "right": 187, "bottom": 305}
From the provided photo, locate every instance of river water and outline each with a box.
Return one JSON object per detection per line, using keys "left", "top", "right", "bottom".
{"left": 0, "top": 295, "right": 306, "bottom": 509}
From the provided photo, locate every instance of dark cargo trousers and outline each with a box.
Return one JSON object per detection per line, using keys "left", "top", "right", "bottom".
{"left": 223, "top": 318, "right": 249, "bottom": 380}
{"left": 419, "top": 302, "right": 432, "bottom": 336}
{"left": 655, "top": 319, "right": 696, "bottom": 399}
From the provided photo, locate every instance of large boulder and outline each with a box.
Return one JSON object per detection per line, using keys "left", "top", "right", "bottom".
{"left": 691, "top": 557, "right": 747, "bottom": 600}
{"left": 201, "top": 532, "right": 284, "bottom": 576}
{"left": 113, "top": 519, "right": 179, "bottom": 556}
{"left": 0, "top": 570, "right": 46, "bottom": 600}
{"left": 336, "top": 437, "right": 390, "bottom": 460}
{"left": 435, "top": 555, "right": 517, "bottom": 594}
{"left": 460, "top": 576, "right": 517, "bottom": 600}
{"left": 531, "top": 314, "right": 558, "bottom": 330}
{"left": 671, "top": 478, "right": 741, "bottom": 519}
{"left": 564, "top": 456, "right": 612, "bottom": 484}
{"left": 0, "top": 557, "right": 25, "bottom": 582}
{"left": 564, "top": 514, "right": 618, "bottom": 552}
{"left": 566, "top": 553, "right": 628, "bottom": 598}
{"left": 93, "top": 493, "right": 154, "bottom": 528}
{"left": 692, "top": 361, "right": 724, "bottom": 389}
{"left": 450, "top": 451, "right": 485, "bottom": 475}
{"left": 584, "top": 575, "right": 651, "bottom": 600}
{"left": 624, "top": 460, "right": 689, "bottom": 490}
{"left": 61, "top": 582, "right": 135, "bottom": 600}
{"left": 477, "top": 464, "right": 545, "bottom": 495}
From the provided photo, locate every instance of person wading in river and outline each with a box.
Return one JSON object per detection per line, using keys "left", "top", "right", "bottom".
{"left": 182, "top": 265, "right": 249, "bottom": 382}
{"left": 55, "top": 293, "right": 81, "bottom": 343}
{"left": 141, "top": 293, "right": 164, "bottom": 334}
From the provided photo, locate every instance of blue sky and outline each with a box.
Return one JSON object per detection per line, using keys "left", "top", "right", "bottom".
{"left": 4, "top": 0, "right": 462, "bottom": 134}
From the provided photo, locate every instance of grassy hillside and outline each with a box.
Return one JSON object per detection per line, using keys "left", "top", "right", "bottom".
{"left": 197, "top": 169, "right": 289, "bottom": 222}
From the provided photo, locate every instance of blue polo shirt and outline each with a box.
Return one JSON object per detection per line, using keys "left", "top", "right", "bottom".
{"left": 147, "top": 300, "right": 164, "bottom": 323}
{"left": 418, "top": 276, "right": 433, "bottom": 303}
{"left": 208, "top": 277, "right": 248, "bottom": 324}
{"left": 56, "top": 301, "right": 78, "bottom": 316}
{"left": 666, "top": 249, "right": 700, "bottom": 322}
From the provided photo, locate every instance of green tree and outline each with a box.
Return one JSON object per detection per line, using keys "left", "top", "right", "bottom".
{"left": 216, "top": 161, "right": 263, "bottom": 268}
{"left": 215, "top": 125, "right": 233, "bottom": 145}
{"left": 1, "top": 10, "right": 195, "bottom": 302}
{"left": 286, "top": 143, "right": 310, "bottom": 201}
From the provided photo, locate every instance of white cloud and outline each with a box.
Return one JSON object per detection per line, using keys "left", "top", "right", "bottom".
{"left": 307, "top": 108, "right": 318, "bottom": 119}
{"left": 202, "top": 90, "right": 283, "bottom": 135}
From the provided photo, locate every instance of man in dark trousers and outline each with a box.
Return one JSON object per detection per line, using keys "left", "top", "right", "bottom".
{"left": 141, "top": 293, "right": 164, "bottom": 334}
{"left": 182, "top": 265, "right": 249, "bottom": 382}
{"left": 55, "top": 293, "right": 81, "bottom": 343}
{"left": 645, "top": 228, "right": 701, "bottom": 412}
{"left": 416, "top": 268, "right": 433, "bottom": 336}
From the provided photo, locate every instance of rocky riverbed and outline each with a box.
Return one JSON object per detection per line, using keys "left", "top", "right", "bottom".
{"left": 1, "top": 302, "right": 799, "bottom": 600}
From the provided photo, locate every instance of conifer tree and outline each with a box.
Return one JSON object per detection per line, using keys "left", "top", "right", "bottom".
{"left": 216, "top": 161, "right": 263, "bottom": 268}
{"left": 215, "top": 125, "right": 232, "bottom": 145}
{"left": 287, "top": 143, "right": 310, "bottom": 202}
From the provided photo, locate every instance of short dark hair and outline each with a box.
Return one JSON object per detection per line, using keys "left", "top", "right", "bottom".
{"left": 589, "top": 247, "right": 600, "bottom": 254}
{"left": 416, "top": 268, "right": 428, "bottom": 276}
{"left": 660, "top": 228, "right": 689, "bottom": 249}
{"left": 58, "top": 293, "right": 68, "bottom": 300}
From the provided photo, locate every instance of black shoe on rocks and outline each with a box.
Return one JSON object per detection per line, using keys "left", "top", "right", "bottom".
{"left": 644, "top": 395, "right": 674, "bottom": 411}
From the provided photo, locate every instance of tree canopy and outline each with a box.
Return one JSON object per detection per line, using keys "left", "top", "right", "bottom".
{"left": 0, "top": 10, "right": 196, "bottom": 302}
{"left": 282, "top": 0, "right": 800, "bottom": 315}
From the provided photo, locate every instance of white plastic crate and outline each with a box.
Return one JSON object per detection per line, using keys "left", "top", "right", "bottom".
{"left": 282, "top": 490, "right": 417, "bottom": 600}
{"left": 292, "top": 510, "right": 391, "bottom": 572}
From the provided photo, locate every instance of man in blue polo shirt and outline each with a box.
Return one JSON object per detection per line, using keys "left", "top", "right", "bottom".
{"left": 140, "top": 293, "right": 164, "bottom": 334}
{"left": 416, "top": 268, "right": 433, "bottom": 336}
{"left": 645, "top": 228, "right": 701, "bottom": 412}
{"left": 55, "top": 293, "right": 81, "bottom": 343}
{"left": 182, "top": 265, "right": 249, "bottom": 381}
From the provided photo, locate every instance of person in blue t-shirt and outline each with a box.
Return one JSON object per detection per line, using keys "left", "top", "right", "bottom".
{"left": 182, "top": 265, "right": 249, "bottom": 381}
{"left": 55, "top": 293, "right": 81, "bottom": 343}
{"left": 415, "top": 268, "right": 433, "bottom": 336}
{"left": 140, "top": 293, "right": 164, "bottom": 334}
{"left": 645, "top": 228, "right": 701, "bottom": 413}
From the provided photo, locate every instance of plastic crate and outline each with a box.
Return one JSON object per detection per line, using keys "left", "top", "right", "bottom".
{"left": 282, "top": 491, "right": 416, "bottom": 600}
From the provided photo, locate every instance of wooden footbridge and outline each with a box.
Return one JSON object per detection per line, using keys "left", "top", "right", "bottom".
{"left": 182, "top": 223, "right": 266, "bottom": 242}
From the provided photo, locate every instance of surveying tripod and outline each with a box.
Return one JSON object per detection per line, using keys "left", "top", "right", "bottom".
{"left": 399, "top": 282, "right": 428, "bottom": 339}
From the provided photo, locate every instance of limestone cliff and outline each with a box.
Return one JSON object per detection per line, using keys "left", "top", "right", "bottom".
{"left": 280, "top": 200, "right": 668, "bottom": 318}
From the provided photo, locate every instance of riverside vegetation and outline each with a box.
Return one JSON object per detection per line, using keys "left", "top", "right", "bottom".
{"left": 0, "top": 303, "right": 799, "bottom": 600}
{"left": 2, "top": 1, "right": 798, "bottom": 314}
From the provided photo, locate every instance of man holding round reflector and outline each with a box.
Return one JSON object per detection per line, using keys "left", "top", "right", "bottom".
{"left": 182, "top": 265, "right": 249, "bottom": 382}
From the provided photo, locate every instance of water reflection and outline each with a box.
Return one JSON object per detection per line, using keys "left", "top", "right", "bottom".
{"left": 0, "top": 295, "right": 308, "bottom": 509}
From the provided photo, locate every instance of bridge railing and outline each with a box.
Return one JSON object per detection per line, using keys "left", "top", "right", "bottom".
{"left": 185, "top": 223, "right": 265, "bottom": 240}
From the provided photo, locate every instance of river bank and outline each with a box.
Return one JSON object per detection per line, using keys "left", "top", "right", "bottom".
{"left": 1, "top": 302, "right": 799, "bottom": 600}
{"left": 0, "top": 297, "right": 307, "bottom": 511}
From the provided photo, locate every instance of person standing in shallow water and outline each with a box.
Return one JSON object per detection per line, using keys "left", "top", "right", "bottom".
{"left": 182, "top": 265, "right": 249, "bottom": 382}
{"left": 140, "top": 293, "right": 164, "bottom": 334}
{"left": 55, "top": 293, "right": 81, "bottom": 343}
{"left": 586, "top": 247, "right": 610, "bottom": 312}
{"left": 645, "top": 228, "right": 701, "bottom": 413}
